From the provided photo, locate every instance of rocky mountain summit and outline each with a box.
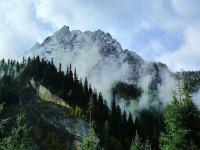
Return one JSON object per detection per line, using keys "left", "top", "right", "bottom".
{"left": 29, "top": 26, "right": 173, "bottom": 101}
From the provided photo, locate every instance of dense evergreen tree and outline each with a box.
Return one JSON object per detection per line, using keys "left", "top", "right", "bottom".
{"left": 112, "top": 82, "right": 142, "bottom": 100}
{"left": 1, "top": 113, "right": 32, "bottom": 150}
{"left": 0, "top": 103, "right": 6, "bottom": 132}
{"left": 130, "top": 132, "right": 151, "bottom": 150}
{"left": 58, "top": 63, "right": 62, "bottom": 73}
{"left": 81, "top": 127, "right": 99, "bottom": 150}
{"left": 160, "top": 81, "right": 200, "bottom": 150}
{"left": 128, "top": 113, "right": 135, "bottom": 138}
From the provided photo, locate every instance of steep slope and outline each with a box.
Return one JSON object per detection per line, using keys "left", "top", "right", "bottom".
{"left": 20, "top": 82, "right": 89, "bottom": 150}
{"left": 17, "top": 56, "right": 135, "bottom": 150}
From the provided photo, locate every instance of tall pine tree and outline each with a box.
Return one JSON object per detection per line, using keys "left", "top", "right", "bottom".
{"left": 160, "top": 80, "right": 200, "bottom": 150}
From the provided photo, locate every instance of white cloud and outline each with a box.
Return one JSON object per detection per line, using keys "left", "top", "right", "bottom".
{"left": 0, "top": 0, "right": 200, "bottom": 71}
{"left": 141, "top": 40, "right": 168, "bottom": 61}
{"left": 0, "top": 0, "right": 52, "bottom": 59}
{"left": 160, "top": 27, "right": 200, "bottom": 71}
{"left": 171, "top": 0, "right": 200, "bottom": 20}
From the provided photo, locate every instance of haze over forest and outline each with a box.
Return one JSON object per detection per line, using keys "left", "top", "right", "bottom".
{"left": 0, "top": 0, "right": 200, "bottom": 150}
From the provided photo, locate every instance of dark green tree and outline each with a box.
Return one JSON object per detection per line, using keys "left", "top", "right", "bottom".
{"left": 58, "top": 63, "right": 62, "bottom": 73}
{"left": 130, "top": 132, "right": 151, "bottom": 150}
{"left": 81, "top": 127, "right": 99, "bottom": 150}
{"left": 1, "top": 113, "right": 32, "bottom": 150}
{"left": 160, "top": 81, "right": 200, "bottom": 150}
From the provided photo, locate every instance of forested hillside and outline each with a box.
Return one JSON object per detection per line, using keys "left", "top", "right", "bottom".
{"left": 0, "top": 57, "right": 200, "bottom": 150}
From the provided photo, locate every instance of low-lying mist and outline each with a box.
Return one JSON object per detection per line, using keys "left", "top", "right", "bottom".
{"left": 43, "top": 44, "right": 130, "bottom": 106}
{"left": 41, "top": 47, "right": 177, "bottom": 116}
{"left": 28, "top": 38, "right": 200, "bottom": 116}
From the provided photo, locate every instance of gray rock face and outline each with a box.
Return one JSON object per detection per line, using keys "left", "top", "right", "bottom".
{"left": 30, "top": 78, "right": 70, "bottom": 108}
{"left": 20, "top": 84, "right": 89, "bottom": 149}
{"left": 30, "top": 26, "right": 139, "bottom": 59}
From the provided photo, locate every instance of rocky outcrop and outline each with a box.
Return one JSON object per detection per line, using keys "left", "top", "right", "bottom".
{"left": 30, "top": 78, "right": 70, "bottom": 108}
{"left": 20, "top": 82, "right": 89, "bottom": 150}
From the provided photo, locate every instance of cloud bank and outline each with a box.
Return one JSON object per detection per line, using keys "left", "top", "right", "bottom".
{"left": 0, "top": 0, "right": 200, "bottom": 71}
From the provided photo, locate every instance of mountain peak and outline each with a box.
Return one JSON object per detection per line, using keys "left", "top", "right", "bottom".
{"left": 60, "top": 25, "right": 70, "bottom": 32}
{"left": 29, "top": 26, "right": 144, "bottom": 65}
{"left": 54, "top": 25, "right": 71, "bottom": 37}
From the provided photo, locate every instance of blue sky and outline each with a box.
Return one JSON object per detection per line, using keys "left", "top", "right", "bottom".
{"left": 0, "top": 0, "right": 200, "bottom": 71}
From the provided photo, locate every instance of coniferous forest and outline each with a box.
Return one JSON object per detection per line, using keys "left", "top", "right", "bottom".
{"left": 1, "top": 0, "right": 200, "bottom": 149}
{"left": 0, "top": 57, "right": 200, "bottom": 150}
